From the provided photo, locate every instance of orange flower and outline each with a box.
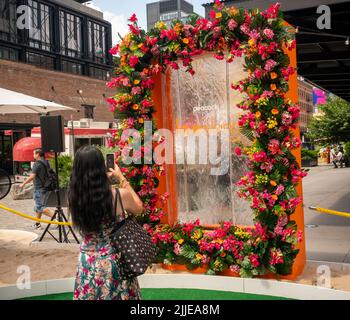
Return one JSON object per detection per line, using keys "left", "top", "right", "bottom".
{"left": 272, "top": 195, "right": 278, "bottom": 200}
{"left": 220, "top": 252, "right": 226, "bottom": 258}
{"left": 270, "top": 72, "right": 278, "bottom": 79}
{"left": 271, "top": 109, "right": 279, "bottom": 115}
{"left": 270, "top": 83, "right": 277, "bottom": 91}
{"left": 182, "top": 38, "right": 189, "bottom": 44}
{"left": 134, "top": 79, "right": 140, "bottom": 85}
{"left": 270, "top": 180, "right": 277, "bottom": 187}
{"left": 132, "top": 104, "right": 139, "bottom": 110}
{"left": 138, "top": 118, "right": 144, "bottom": 124}
{"left": 248, "top": 39, "right": 255, "bottom": 47}
{"left": 255, "top": 111, "right": 261, "bottom": 118}
{"left": 216, "top": 12, "right": 222, "bottom": 19}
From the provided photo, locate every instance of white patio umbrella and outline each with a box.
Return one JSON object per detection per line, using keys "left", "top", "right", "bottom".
{"left": 0, "top": 87, "right": 74, "bottom": 114}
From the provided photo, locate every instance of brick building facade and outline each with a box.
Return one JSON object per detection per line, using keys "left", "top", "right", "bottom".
{"left": 0, "top": 0, "right": 115, "bottom": 174}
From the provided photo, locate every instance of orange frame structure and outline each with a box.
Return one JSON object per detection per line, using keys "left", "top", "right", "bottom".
{"left": 151, "top": 44, "right": 306, "bottom": 280}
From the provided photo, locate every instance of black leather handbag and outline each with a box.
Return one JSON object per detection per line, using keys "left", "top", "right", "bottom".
{"left": 110, "top": 188, "right": 158, "bottom": 280}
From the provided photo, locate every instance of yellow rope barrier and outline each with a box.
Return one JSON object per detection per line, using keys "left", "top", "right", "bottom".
{"left": 0, "top": 203, "right": 73, "bottom": 226}
{"left": 309, "top": 206, "right": 350, "bottom": 219}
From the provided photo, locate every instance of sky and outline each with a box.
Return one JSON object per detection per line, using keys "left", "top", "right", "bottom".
{"left": 85, "top": 0, "right": 207, "bottom": 45}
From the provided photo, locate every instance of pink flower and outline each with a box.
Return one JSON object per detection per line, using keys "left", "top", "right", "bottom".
{"left": 275, "top": 184, "right": 285, "bottom": 196}
{"left": 282, "top": 112, "right": 293, "bottom": 126}
{"left": 263, "top": 28, "right": 274, "bottom": 39}
{"left": 131, "top": 86, "right": 141, "bottom": 95}
{"left": 249, "top": 254, "right": 260, "bottom": 268}
{"left": 263, "top": 3, "right": 281, "bottom": 19}
{"left": 129, "top": 55, "right": 139, "bottom": 68}
{"left": 297, "top": 230, "right": 303, "bottom": 243}
{"left": 268, "top": 139, "right": 281, "bottom": 155}
{"left": 253, "top": 151, "right": 267, "bottom": 163}
{"left": 270, "top": 249, "right": 284, "bottom": 265}
{"left": 264, "top": 59, "right": 277, "bottom": 72}
{"left": 228, "top": 19, "right": 237, "bottom": 30}
{"left": 173, "top": 243, "right": 182, "bottom": 255}
{"left": 254, "top": 68, "right": 263, "bottom": 79}
{"left": 201, "top": 254, "right": 210, "bottom": 264}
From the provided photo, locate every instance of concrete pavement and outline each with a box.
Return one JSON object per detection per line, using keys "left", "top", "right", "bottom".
{"left": 303, "top": 165, "right": 350, "bottom": 263}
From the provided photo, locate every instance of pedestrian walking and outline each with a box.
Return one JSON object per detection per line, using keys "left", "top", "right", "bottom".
{"left": 19, "top": 148, "right": 54, "bottom": 229}
{"left": 337, "top": 147, "right": 344, "bottom": 168}
{"left": 330, "top": 147, "right": 338, "bottom": 168}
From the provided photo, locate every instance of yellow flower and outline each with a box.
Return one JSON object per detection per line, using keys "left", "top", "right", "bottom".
{"left": 196, "top": 253, "right": 202, "bottom": 261}
{"left": 248, "top": 38, "right": 255, "bottom": 47}
{"left": 228, "top": 7, "right": 239, "bottom": 16}
{"left": 255, "top": 111, "right": 261, "bottom": 118}
{"left": 178, "top": 239, "right": 184, "bottom": 245}
{"left": 270, "top": 72, "right": 278, "bottom": 79}
{"left": 182, "top": 38, "right": 189, "bottom": 44}
{"left": 216, "top": 12, "right": 222, "bottom": 19}
{"left": 155, "top": 21, "right": 166, "bottom": 29}
{"left": 267, "top": 117, "right": 278, "bottom": 129}
{"left": 271, "top": 109, "right": 279, "bottom": 115}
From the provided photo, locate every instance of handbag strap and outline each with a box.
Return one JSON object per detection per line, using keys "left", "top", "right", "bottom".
{"left": 115, "top": 188, "right": 128, "bottom": 219}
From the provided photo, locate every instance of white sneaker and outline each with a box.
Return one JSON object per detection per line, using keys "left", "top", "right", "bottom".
{"left": 32, "top": 223, "right": 42, "bottom": 230}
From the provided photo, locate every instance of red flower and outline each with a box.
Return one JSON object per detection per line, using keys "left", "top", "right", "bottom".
{"left": 129, "top": 13, "right": 137, "bottom": 23}
{"left": 235, "top": 147, "right": 242, "bottom": 156}
{"left": 109, "top": 44, "right": 119, "bottom": 55}
{"left": 129, "top": 55, "right": 139, "bottom": 68}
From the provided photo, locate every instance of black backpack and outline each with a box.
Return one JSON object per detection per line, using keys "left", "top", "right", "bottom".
{"left": 38, "top": 160, "right": 58, "bottom": 191}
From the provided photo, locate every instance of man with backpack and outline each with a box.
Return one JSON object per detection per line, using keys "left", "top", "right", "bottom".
{"left": 19, "top": 148, "right": 55, "bottom": 229}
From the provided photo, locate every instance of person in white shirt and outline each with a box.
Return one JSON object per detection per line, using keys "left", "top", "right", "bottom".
{"left": 337, "top": 148, "right": 344, "bottom": 168}
{"left": 330, "top": 148, "right": 338, "bottom": 168}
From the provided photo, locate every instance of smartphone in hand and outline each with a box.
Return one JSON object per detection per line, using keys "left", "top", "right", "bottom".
{"left": 106, "top": 153, "right": 115, "bottom": 172}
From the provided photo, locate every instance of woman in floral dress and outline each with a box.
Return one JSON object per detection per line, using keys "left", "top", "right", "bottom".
{"left": 68, "top": 146, "right": 144, "bottom": 300}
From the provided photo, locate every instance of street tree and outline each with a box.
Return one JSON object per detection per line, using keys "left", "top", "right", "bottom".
{"left": 307, "top": 96, "right": 350, "bottom": 144}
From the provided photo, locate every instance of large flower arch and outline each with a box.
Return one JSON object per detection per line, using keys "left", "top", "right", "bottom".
{"left": 107, "top": 2, "right": 307, "bottom": 278}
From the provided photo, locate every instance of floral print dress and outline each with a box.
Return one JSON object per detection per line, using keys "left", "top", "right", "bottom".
{"left": 73, "top": 217, "right": 142, "bottom": 300}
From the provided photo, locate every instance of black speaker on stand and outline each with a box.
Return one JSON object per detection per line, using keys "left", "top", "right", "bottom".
{"left": 38, "top": 115, "right": 79, "bottom": 244}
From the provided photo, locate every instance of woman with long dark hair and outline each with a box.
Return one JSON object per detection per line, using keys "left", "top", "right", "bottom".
{"left": 69, "top": 146, "right": 144, "bottom": 300}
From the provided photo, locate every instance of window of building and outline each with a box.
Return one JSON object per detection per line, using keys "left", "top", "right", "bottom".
{"left": 89, "top": 66, "right": 110, "bottom": 81}
{"left": 82, "top": 104, "right": 95, "bottom": 119}
{"left": 74, "top": 137, "right": 103, "bottom": 153}
{"left": 0, "top": 46, "right": 18, "bottom": 61}
{"left": 0, "top": 0, "right": 17, "bottom": 42}
{"left": 60, "top": 11, "right": 82, "bottom": 58}
{"left": 26, "top": 51, "right": 54, "bottom": 70}
{"left": 88, "top": 21, "right": 107, "bottom": 64}
{"left": 160, "top": 11, "right": 179, "bottom": 21}
{"left": 27, "top": 0, "right": 52, "bottom": 51}
{"left": 61, "top": 60, "right": 83, "bottom": 75}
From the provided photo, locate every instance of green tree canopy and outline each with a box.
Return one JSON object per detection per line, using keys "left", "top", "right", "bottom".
{"left": 308, "top": 96, "right": 350, "bottom": 144}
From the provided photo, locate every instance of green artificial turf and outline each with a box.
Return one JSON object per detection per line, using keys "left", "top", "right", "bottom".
{"left": 20, "top": 288, "right": 291, "bottom": 300}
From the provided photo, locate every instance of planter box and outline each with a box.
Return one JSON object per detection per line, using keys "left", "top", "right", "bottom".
{"left": 162, "top": 263, "right": 208, "bottom": 274}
